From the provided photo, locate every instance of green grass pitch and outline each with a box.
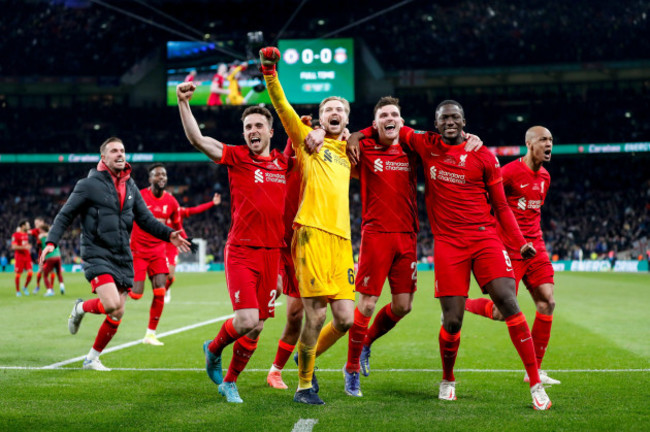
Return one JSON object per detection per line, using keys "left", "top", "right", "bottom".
{"left": 1, "top": 271, "right": 648, "bottom": 431}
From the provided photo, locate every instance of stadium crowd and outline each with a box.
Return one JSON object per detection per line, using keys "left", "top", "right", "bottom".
{"left": 1, "top": 0, "right": 648, "bottom": 76}
{"left": 2, "top": 155, "right": 648, "bottom": 268}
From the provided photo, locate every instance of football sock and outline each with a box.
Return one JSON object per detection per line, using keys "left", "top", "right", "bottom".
{"left": 50, "top": 273, "right": 55, "bottom": 286}
{"left": 365, "top": 303, "right": 402, "bottom": 345}
{"left": 82, "top": 298, "right": 105, "bottom": 314}
{"left": 346, "top": 307, "right": 371, "bottom": 372}
{"left": 505, "top": 312, "right": 540, "bottom": 387}
{"left": 14, "top": 274, "right": 20, "bottom": 292}
{"left": 439, "top": 326, "right": 461, "bottom": 382}
{"left": 148, "top": 287, "right": 166, "bottom": 331}
{"left": 86, "top": 348, "right": 101, "bottom": 361}
{"left": 208, "top": 318, "right": 241, "bottom": 356}
{"left": 44, "top": 272, "right": 53, "bottom": 289}
{"left": 224, "top": 335, "right": 259, "bottom": 382}
{"left": 25, "top": 271, "right": 33, "bottom": 287}
{"left": 36, "top": 271, "right": 42, "bottom": 286}
{"left": 128, "top": 291, "right": 143, "bottom": 300}
{"left": 92, "top": 315, "right": 121, "bottom": 352}
{"left": 464, "top": 297, "right": 495, "bottom": 319}
{"left": 296, "top": 341, "right": 317, "bottom": 390}
{"left": 316, "top": 321, "right": 346, "bottom": 357}
{"left": 272, "top": 340, "right": 295, "bottom": 370}
{"left": 531, "top": 311, "right": 553, "bottom": 368}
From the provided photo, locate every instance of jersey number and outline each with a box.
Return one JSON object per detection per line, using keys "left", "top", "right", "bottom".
{"left": 268, "top": 289, "right": 277, "bottom": 309}
{"left": 347, "top": 269, "right": 355, "bottom": 285}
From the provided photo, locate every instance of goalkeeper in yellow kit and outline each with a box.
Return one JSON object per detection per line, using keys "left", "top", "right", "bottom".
{"left": 260, "top": 47, "right": 355, "bottom": 405}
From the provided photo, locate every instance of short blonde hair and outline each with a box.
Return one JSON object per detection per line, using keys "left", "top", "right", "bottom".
{"left": 319, "top": 96, "right": 350, "bottom": 117}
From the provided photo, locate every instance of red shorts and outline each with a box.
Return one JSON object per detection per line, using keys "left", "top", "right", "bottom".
{"left": 43, "top": 257, "right": 62, "bottom": 275}
{"left": 434, "top": 235, "right": 515, "bottom": 298}
{"left": 513, "top": 240, "right": 555, "bottom": 293}
{"left": 279, "top": 246, "right": 300, "bottom": 298}
{"left": 133, "top": 247, "right": 169, "bottom": 282}
{"left": 166, "top": 242, "right": 179, "bottom": 266}
{"left": 89, "top": 274, "right": 131, "bottom": 293}
{"left": 356, "top": 231, "right": 417, "bottom": 297}
{"left": 225, "top": 244, "right": 280, "bottom": 320}
{"left": 14, "top": 256, "right": 32, "bottom": 273}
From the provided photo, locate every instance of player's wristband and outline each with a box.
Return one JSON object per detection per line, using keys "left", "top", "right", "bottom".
{"left": 260, "top": 64, "right": 277, "bottom": 76}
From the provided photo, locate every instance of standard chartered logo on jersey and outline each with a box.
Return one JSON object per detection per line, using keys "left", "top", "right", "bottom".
{"left": 254, "top": 169, "right": 264, "bottom": 183}
{"left": 430, "top": 166, "right": 437, "bottom": 180}
{"left": 518, "top": 197, "right": 526, "bottom": 210}
{"left": 373, "top": 158, "right": 384, "bottom": 172}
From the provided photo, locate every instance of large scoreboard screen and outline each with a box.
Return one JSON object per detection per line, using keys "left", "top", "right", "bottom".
{"left": 277, "top": 38, "right": 354, "bottom": 104}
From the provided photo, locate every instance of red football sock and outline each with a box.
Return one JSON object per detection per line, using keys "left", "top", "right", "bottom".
{"left": 44, "top": 272, "right": 53, "bottom": 289}
{"left": 464, "top": 297, "right": 494, "bottom": 319}
{"left": 92, "top": 315, "right": 121, "bottom": 352}
{"left": 36, "top": 271, "right": 42, "bottom": 286}
{"left": 346, "top": 307, "right": 372, "bottom": 372}
{"left": 224, "top": 335, "right": 258, "bottom": 382}
{"left": 439, "top": 326, "right": 461, "bottom": 382}
{"left": 128, "top": 291, "right": 143, "bottom": 300}
{"left": 25, "top": 271, "right": 33, "bottom": 287}
{"left": 272, "top": 340, "right": 295, "bottom": 370}
{"left": 365, "top": 304, "right": 402, "bottom": 345}
{"left": 209, "top": 318, "right": 241, "bottom": 356}
{"left": 15, "top": 274, "right": 21, "bottom": 292}
{"left": 82, "top": 298, "right": 106, "bottom": 314}
{"left": 531, "top": 311, "right": 553, "bottom": 368}
{"left": 165, "top": 276, "right": 175, "bottom": 290}
{"left": 505, "top": 312, "right": 540, "bottom": 387}
{"left": 148, "top": 287, "right": 166, "bottom": 331}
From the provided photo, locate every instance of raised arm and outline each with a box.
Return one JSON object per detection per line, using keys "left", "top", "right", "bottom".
{"left": 259, "top": 47, "right": 311, "bottom": 150}
{"left": 177, "top": 82, "right": 225, "bottom": 161}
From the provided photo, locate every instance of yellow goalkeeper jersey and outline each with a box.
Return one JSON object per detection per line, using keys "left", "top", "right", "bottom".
{"left": 265, "top": 73, "right": 351, "bottom": 240}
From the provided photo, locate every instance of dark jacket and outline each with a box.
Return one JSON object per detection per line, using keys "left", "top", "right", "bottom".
{"left": 47, "top": 163, "right": 173, "bottom": 288}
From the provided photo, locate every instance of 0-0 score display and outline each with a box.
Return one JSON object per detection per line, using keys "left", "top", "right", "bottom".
{"left": 278, "top": 38, "right": 354, "bottom": 104}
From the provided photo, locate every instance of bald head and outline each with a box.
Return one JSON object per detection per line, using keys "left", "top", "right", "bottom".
{"left": 525, "top": 126, "right": 551, "bottom": 144}
{"left": 524, "top": 125, "right": 553, "bottom": 168}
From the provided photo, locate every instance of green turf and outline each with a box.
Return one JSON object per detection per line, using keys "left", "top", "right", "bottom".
{"left": 1, "top": 271, "right": 648, "bottom": 431}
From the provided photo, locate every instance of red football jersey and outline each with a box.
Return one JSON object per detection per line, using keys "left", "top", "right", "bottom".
{"left": 12, "top": 231, "right": 31, "bottom": 259}
{"left": 357, "top": 137, "right": 419, "bottom": 234}
{"left": 219, "top": 144, "right": 290, "bottom": 248}
{"left": 404, "top": 130, "right": 502, "bottom": 238}
{"left": 282, "top": 140, "right": 301, "bottom": 247}
{"left": 131, "top": 188, "right": 181, "bottom": 251}
{"left": 498, "top": 158, "right": 551, "bottom": 252}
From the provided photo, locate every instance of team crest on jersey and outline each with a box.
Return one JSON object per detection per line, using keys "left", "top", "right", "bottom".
{"left": 459, "top": 154, "right": 468, "bottom": 167}
{"left": 362, "top": 276, "right": 370, "bottom": 287}
{"left": 234, "top": 291, "right": 240, "bottom": 303}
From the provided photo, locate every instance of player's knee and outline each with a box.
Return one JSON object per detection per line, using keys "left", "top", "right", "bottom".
{"left": 392, "top": 302, "right": 412, "bottom": 317}
{"left": 444, "top": 317, "right": 463, "bottom": 334}
{"left": 537, "top": 297, "right": 555, "bottom": 315}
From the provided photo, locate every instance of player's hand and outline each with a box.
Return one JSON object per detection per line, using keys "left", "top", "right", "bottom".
{"left": 346, "top": 132, "right": 363, "bottom": 166}
{"left": 170, "top": 230, "right": 191, "bottom": 252}
{"left": 212, "top": 193, "right": 221, "bottom": 206}
{"left": 259, "top": 47, "right": 281, "bottom": 66}
{"left": 464, "top": 133, "right": 483, "bottom": 152}
{"left": 177, "top": 82, "right": 197, "bottom": 103}
{"left": 305, "top": 128, "right": 326, "bottom": 154}
{"left": 300, "top": 115, "right": 313, "bottom": 127}
{"left": 520, "top": 242, "right": 537, "bottom": 259}
{"left": 39, "top": 244, "right": 54, "bottom": 266}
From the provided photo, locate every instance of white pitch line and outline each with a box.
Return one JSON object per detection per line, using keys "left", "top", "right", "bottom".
{"left": 4, "top": 366, "right": 649, "bottom": 373}
{"left": 41, "top": 311, "right": 236, "bottom": 369}
{"left": 291, "top": 419, "right": 318, "bottom": 432}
